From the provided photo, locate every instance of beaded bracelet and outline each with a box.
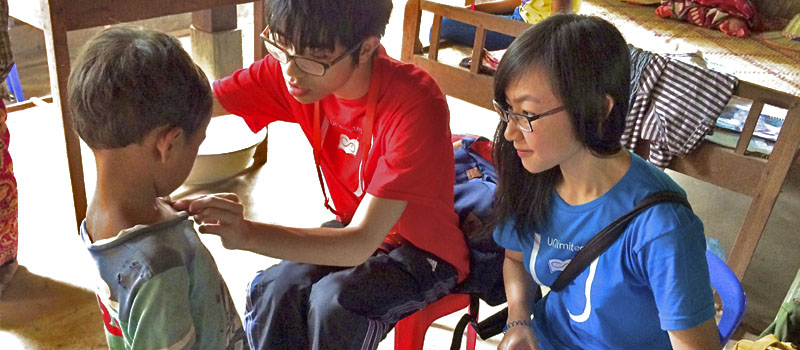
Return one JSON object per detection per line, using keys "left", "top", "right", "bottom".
{"left": 502, "top": 319, "right": 531, "bottom": 333}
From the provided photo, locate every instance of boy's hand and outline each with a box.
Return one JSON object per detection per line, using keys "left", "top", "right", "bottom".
{"left": 172, "top": 193, "right": 251, "bottom": 250}
{"left": 498, "top": 326, "right": 539, "bottom": 350}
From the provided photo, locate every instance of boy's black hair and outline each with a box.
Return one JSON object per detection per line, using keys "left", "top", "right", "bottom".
{"left": 267, "top": 0, "right": 392, "bottom": 59}
{"left": 491, "top": 14, "right": 631, "bottom": 237}
{"left": 68, "top": 27, "right": 212, "bottom": 149}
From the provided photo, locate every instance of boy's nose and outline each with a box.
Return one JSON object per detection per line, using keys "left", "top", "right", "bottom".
{"left": 282, "top": 59, "right": 306, "bottom": 79}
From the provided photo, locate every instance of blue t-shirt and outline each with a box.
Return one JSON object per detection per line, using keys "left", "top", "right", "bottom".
{"left": 494, "top": 153, "right": 715, "bottom": 350}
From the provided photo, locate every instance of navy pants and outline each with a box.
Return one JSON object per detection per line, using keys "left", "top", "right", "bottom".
{"left": 244, "top": 242, "right": 458, "bottom": 350}
{"left": 438, "top": 7, "right": 523, "bottom": 51}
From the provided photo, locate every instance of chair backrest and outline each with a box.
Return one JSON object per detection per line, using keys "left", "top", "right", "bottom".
{"left": 707, "top": 250, "right": 747, "bottom": 345}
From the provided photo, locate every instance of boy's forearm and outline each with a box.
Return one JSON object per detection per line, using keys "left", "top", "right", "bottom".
{"left": 211, "top": 92, "right": 227, "bottom": 117}
{"left": 240, "top": 220, "right": 386, "bottom": 266}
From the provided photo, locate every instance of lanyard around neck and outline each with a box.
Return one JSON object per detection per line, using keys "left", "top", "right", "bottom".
{"left": 311, "top": 64, "right": 379, "bottom": 217}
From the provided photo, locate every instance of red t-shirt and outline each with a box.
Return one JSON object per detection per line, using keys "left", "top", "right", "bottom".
{"left": 213, "top": 47, "right": 468, "bottom": 281}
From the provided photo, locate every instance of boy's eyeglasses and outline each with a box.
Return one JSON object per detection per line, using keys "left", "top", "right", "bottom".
{"left": 260, "top": 27, "right": 361, "bottom": 77}
{"left": 493, "top": 99, "right": 565, "bottom": 133}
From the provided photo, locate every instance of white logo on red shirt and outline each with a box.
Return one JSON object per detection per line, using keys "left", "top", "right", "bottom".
{"left": 338, "top": 134, "right": 359, "bottom": 156}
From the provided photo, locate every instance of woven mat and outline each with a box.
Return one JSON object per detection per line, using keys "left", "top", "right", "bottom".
{"left": 580, "top": 0, "right": 800, "bottom": 97}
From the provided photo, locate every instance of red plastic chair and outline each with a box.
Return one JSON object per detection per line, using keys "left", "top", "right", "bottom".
{"left": 394, "top": 293, "right": 477, "bottom": 350}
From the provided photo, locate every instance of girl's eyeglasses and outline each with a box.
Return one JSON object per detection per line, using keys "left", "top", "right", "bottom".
{"left": 493, "top": 99, "right": 565, "bottom": 132}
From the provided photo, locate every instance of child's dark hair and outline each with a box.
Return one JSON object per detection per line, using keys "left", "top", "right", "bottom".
{"left": 267, "top": 0, "right": 392, "bottom": 59}
{"left": 491, "top": 14, "right": 631, "bottom": 236}
{"left": 68, "top": 27, "right": 212, "bottom": 149}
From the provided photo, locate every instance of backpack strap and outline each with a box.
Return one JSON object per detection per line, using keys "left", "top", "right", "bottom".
{"left": 549, "top": 191, "right": 691, "bottom": 293}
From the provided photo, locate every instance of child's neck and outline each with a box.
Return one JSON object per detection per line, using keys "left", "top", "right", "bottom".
{"left": 85, "top": 151, "right": 174, "bottom": 243}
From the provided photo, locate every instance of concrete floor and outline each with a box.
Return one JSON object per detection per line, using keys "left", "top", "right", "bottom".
{"left": 1, "top": 1, "right": 798, "bottom": 349}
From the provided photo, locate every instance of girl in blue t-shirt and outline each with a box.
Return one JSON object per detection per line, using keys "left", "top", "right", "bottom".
{"left": 490, "top": 14, "right": 720, "bottom": 350}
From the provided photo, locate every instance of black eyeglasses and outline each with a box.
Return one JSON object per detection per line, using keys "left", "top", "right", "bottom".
{"left": 260, "top": 27, "right": 361, "bottom": 77}
{"left": 493, "top": 99, "right": 565, "bottom": 133}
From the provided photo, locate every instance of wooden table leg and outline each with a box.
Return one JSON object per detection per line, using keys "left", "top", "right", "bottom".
{"left": 251, "top": 0, "right": 268, "bottom": 166}
{"left": 42, "top": 0, "right": 87, "bottom": 230}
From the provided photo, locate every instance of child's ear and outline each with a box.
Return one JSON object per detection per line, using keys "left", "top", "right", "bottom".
{"left": 357, "top": 36, "right": 381, "bottom": 64}
{"left": 604, "top": 94, "right": 615, "bottom": 117}
{"left": 155, "top": 126, "right": 184, "bottom": 163}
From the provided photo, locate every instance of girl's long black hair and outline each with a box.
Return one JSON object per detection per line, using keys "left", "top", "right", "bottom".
{"left": 491, "top": 14, "right": 631, "bottom": 238}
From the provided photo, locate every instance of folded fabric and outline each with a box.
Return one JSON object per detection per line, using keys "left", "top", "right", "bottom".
{"left": 655, "top": 0, "right": 761, "bottom": 37}
{"left": 622, "top": 51, "right": 738, "bottom": 168}
{"left": 733, "top": 334, "right": 797, "bottom": 350}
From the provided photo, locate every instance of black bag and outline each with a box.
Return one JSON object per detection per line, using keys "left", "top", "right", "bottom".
{"left": 448, "top": 191, "right": 691, "bottom": 349}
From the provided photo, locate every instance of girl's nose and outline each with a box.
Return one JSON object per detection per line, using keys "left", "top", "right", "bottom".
{"left": 503, "top": 120, "right": 522, "bottom": 142}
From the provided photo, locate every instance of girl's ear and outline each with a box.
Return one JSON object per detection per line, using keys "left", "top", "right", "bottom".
{"left": 155, "top": 126, "right": 183, "bottom": 163}
{"left": 604, "top": 94, "right": 615, "bottom": 118}
{"left": 357, "top": 36, "right": 381, "bottom": 64}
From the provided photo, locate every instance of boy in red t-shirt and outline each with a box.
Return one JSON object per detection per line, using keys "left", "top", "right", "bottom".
{"left": 173, "top": 0, "right": 470, "bottom": 348}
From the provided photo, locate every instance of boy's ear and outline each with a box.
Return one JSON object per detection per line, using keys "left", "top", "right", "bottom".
{"left": 357, "top": 36, "right": 382, "bottom": 64}
{"left": 155, "top": 126, "right": 184, "bottom": 163}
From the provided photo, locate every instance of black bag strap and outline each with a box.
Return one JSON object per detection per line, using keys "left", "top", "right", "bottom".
{"left": 550, "top": 191, "right": 690, "bottom": 292}
{"left": 448, "top": 191, "right": 691, "bottom": 350}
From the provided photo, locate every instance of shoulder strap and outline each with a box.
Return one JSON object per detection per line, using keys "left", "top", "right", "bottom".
{"left": 549, "top": 191, "right": 691, "bottom": 292}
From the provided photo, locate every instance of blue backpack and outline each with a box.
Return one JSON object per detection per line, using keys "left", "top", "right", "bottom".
{"left": 450, "top": 135, "right": 506, "bottom": 306}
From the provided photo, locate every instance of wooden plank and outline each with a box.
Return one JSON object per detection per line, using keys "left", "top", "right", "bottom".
{"left": 191, "top": 5, "right": 237, "bottom": 32}
{"left": 411, "top": 56, "right": 494, "bottom": 110}
{"left": 734, "top": 80, "right": 797, "bottom": 110}
{"left": 470, "top": 27, "right": 486, "bottom": 74}
{"left": 727, "top": 102, "right": 800, "bottom": 279}
{"left": 734, "top": 101, "right": 763, "bottom": 155}
{"left": 6, "top": 96, "right": 54, "bottom": 113}
{"left": 401, "top": 0, "right": 422, "bottom": 62}
{"left": 420, "top": 0, "right": 530, "bottom": 37}
{"left": 62, "top": 0, "right": 253, "bottom": 31}
{"left": 8, "top": 0, "right": 44, "bottom": 29}
{"left": 429, "top": 15, "right": 443, "bottom": 62}
{"left": 42, "top": 0, "right": 87, "bottom": 229}
{"left": 669, "top": 143, "right": 766, "bottom": 197}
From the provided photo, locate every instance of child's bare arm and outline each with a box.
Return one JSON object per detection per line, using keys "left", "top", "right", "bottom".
{"left": 498, "top": 250, "right": 540, "bottom": 350}
{"left": 473, "top": 0, "right": 520, "bottom": 14}
{"left": 552, "top": 0, "right": 573, "bottom": 13}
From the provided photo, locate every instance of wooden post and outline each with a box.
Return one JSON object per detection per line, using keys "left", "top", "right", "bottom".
{"left": 191, "top": 5, "right": 242, "bottom": 81}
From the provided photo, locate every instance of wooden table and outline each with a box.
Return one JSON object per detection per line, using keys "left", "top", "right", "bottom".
{"left": 9, "top": 0, "right": 267, "bottom": 228}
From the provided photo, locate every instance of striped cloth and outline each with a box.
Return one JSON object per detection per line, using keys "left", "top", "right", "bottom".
{"left": 622, "top": 53, "right": 738, "bottom": 168}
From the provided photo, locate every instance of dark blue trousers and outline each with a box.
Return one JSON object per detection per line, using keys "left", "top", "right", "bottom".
{"left": 244, "top": 242, "right": 458, "bottom": 350}
{"left": 438, "top": 7, "right": 523, "bottom": 51}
